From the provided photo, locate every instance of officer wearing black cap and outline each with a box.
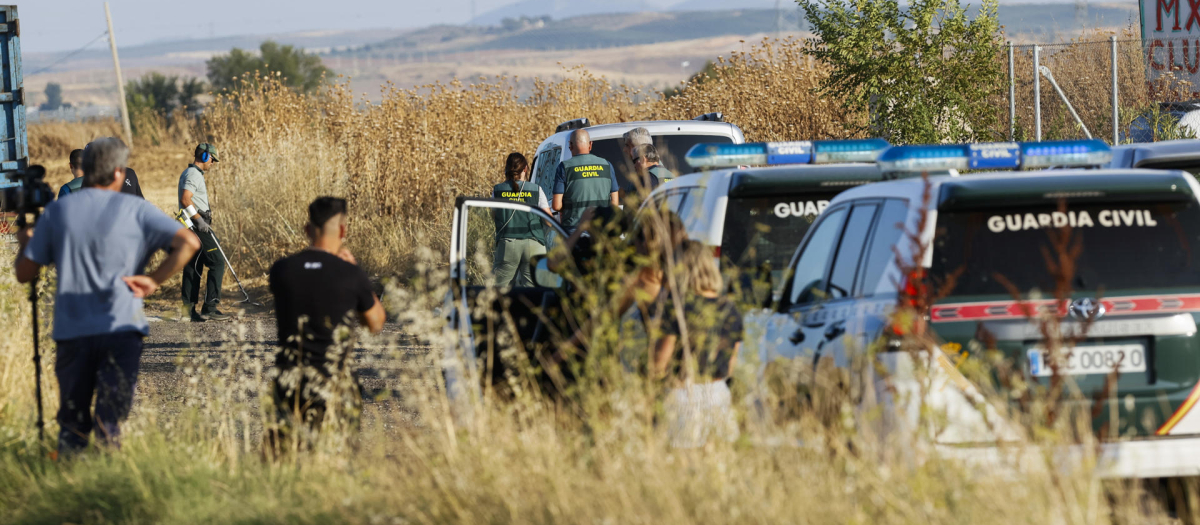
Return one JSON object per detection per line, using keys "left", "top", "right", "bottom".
{"left": 178, "top": 143, "right": 228, "bottom": 322}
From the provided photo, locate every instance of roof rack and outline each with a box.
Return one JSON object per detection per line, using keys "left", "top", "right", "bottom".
{"left": 692, "top": 112, "right": 724, "bottom": 122}
{"left": 555, "top": 118, "right": 591, "bottom": 133}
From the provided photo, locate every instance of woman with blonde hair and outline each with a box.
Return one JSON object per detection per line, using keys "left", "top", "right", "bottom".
{"left": 653, "top": 241, "right": 743, "bottom": 448}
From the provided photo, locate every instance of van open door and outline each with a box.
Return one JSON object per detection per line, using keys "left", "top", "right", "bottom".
{"left": 444, "top": 197, "right": 570, "bottom": 406}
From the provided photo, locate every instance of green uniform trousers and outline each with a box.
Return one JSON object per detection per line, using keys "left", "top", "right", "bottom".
{"left": 493, "top": 237, "right": 546, "bottom": 288}
{"left": 182, "top": 229, "right": 225, "bottom": 310}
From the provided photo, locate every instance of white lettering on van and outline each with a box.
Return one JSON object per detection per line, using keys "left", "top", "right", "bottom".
{"left": 774, "top": 200, "right": 830, "bottom": 219}
{"left": 985, "top": 209, "right": 1155, "bottom": 232}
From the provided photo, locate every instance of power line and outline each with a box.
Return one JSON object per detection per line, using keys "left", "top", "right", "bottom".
{"left": 27, "top": 31, "right": 109, "bottom": 77}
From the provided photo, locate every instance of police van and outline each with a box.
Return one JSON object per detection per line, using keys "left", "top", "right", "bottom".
{"left": 527, "top": 114, "right": 746, "bottom": 206}
{"left": 441, "top": 138, "right": 895, "bottom": 409}
{"left": 1108, "top": 138, "right": 1200, "bottom": 174}
{"left": 639, "top": 139, "right": 893, "bottom": 304}
{"left": 755, "top": 139, "right": 1200, "bottom": 477}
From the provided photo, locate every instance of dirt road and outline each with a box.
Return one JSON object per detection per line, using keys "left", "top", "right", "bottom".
{"left": 135, "top": 298, "right": 430, "bottom": 433}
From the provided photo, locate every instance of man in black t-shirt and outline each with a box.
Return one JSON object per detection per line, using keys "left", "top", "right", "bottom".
{"left": 266, "top": 197, "right": 385, "bottom": 451}
{"left": 121, "top": 167, "right": 144, "bottom": 198}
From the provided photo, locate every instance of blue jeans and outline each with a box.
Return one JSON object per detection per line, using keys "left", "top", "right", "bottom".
{"left": 54, "top": 332, "right": 144, "bottom": 453}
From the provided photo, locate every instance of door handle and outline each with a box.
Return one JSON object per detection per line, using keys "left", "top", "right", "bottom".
{"left": 789, "top": 327, "right": 805, "bottom": 345}
{"left": 824, "top": 321, "right": 846, "bottom": 341}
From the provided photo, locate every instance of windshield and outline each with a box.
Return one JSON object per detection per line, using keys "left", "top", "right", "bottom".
{"left": 1139, "top": 159, "right": 1200, "bottom": 178}
{"left": 721, "top": 192, "right": 839, "bottom": 293}
{"left": 590, "top": 134, "right": 734, "bottom": 192}
{"left": 932, "top": 200, "right": 1200, "bottom": 298}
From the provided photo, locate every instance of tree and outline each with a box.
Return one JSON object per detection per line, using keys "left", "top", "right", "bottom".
{"left": 798, "top": 0, "right": 1004, "bottom": 144}
{"left": 179, "top": 77, "right": 207, "bottom": 110}
{"left": 127, "top": 72, "right": 180, "bottom": 115}
{"left": 206, "top": 40, "right": 330, "bottom": 94}
{"left": 41, "top": 82, "right": 63, "bottom": 111}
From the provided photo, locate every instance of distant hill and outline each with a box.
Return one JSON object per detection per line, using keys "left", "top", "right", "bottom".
{"left": 668, "top": 0, "right": 779, "bottom": 10}
{"left": 347, "top": 4, "right": 1137, "bottom": 59}
{"left": 471, "top": 0, "right": 660, "bottom": 26}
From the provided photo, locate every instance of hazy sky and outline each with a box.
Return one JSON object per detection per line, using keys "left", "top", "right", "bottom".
{"left": 20, "top": 0, "right": 526, "bottom": 53}
{"left": 23, "top": 0, "right": 1117, "bottom": 53}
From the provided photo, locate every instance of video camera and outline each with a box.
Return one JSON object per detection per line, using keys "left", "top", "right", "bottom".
{"left": 1, "top": 165, "right": 53, "bottom": 224}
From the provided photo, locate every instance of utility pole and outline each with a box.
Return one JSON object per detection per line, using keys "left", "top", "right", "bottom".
{"left": 105, "top": 2, "right": 133, "bottom": 147}
{"left": 775, "top": 0, "right": 783, "bottom": 40}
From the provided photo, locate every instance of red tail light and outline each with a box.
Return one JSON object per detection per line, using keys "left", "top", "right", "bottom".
{"left": 713, "top": 245, "right": 721, "bottom": 258}
{"left": 892, "top": 269, "right": 928, "bottom": 337}
{"left": 902, "top": 269, "right": 927, "bottom": 308}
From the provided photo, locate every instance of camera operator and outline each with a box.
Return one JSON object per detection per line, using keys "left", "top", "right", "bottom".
{"left": 13, "top": 137, "right": 201, "bottom": 454}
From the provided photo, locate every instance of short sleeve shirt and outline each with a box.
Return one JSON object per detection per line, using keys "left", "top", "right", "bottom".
{"left": 58, "top": 177, "right": 83, "bottom": 199}
{"left": 23, "top": 189, "right": 184, "bottom": 341}
{"left": 269, "top": 250, "right": 377, "bottom": 368}
{"left": 552, "top": 161, "right": 620, "bottom": 195}
{"left": 122, "top": 167, "right": 144, "bottom": 198}
{"left": 178, "top": 165, "right": 209, "bottom": 212}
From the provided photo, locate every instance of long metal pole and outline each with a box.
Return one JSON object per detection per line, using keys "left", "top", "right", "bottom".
{"left": 1034, "top": 45, "right": 1042, "bottom": 141}
{"left": 1040, "top": 66, "right": 1093, "bottom": 139}
{"left": 1111, "top": 35, "right": 1120, "bottom": 144}
{"left": 104, "top": 2, "right": 133, "bottom": 147}
{"left": 1008, "top": 41, "right": 1016, "bottom": 141}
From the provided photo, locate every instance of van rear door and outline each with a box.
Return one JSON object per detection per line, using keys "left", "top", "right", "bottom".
{"left": 929, "top": 174, "right": 1200, "bottom": 438}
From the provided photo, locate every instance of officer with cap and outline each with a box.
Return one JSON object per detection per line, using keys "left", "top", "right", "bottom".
{"left": 552, "top": 128, "right": 619, "bottom": 232}
{"left": 178, "top": 143, "right": 228, "bottom": 322}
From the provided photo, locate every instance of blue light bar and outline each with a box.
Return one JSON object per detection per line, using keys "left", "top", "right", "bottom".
{"left": 1020, "top": 139, "right": 1112, "bottom": 170}
{"left": 813, "top": 138, "right": 891, "bottom": 164}
{"left": 685, "top": 139, "right": 890, "bottom": 168}
{"left": 878, "top": 140, "right": 1111, "bottom": 173}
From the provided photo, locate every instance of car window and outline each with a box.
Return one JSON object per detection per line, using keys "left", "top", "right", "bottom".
{"left": 858, "top": 199, "right": 909, "bottom": 296}
{"left": 827, "top": 203, "right": 878, "bottom": 300}
{"left": 665, "top": 190, "right": 687, "bottom": 215}
{"left": 589, "top": 134, "right": 734, "bottom": 192}
{"left": 535, "top": 147, "right": 561, "bottom": 198}
{"left": 678, "top": 187, "right": 706, "bottom": 232}
{"left": 932, "top": 200, "right": 1200, "bottom": 298}
{"left": 1138, "top": 159, "right": 1200, "bottom": 178}
{"left": 721, "top": 191, "right": 839, "bottom": 294}
{"left": 788, "top": 206, "right": 848, "bottom": 306}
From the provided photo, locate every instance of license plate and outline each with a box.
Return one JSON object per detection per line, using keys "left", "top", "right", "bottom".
{"left": 1027, "top": 344, "right": 1147, "bottom": 377}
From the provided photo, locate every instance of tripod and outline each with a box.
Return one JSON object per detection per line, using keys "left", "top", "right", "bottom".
{"left": 15, "top": 213, "right": 46, "bottom": 443}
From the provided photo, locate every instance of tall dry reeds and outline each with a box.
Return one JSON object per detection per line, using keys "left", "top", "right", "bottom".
{"left": 195, "top": 39, "right": 853, "bottom": 280}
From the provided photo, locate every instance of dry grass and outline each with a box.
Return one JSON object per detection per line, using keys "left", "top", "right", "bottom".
{"left": 29, "top": 34, "right": 1177, "bottom": 282}
{"left": 10, "top": 34, "right": 1200, "bottom": 521}
{"left": 185, "top": 38, "right": 857, "bottom": 280}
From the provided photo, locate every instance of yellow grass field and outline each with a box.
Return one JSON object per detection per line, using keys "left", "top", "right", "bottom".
{"left": 5, "top": 35, "right": 1194, "bottom": 524}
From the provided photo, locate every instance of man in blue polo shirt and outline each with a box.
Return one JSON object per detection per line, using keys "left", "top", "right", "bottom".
{"left": 14, "top": 137, "right": 200, "bottom": 454}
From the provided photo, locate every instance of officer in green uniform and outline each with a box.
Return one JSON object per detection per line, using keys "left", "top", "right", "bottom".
{"left": 552, "top": 128, "right": 619, "bottom": 232}
{"left": 58, "top": 149, "right": 85, "bottom": 198}
{"left": 178, "top": 143, "right": 228, "bottom": 322}
{"left": 493, "top": 153, "right": 553, "bottom": 288}
{"left": 622, "top": 143, "right": 672, "bottom": 207}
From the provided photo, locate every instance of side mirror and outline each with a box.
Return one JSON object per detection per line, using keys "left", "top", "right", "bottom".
{"left": 532, "top": 255, "right": 563, "bottom": 289}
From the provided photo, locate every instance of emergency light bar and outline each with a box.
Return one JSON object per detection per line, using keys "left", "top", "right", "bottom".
{"left": 685, "top": 138, "right": 890, "bottom": 169}
{"left": 877, "top": 139, "right": 1111, "bottom": 173}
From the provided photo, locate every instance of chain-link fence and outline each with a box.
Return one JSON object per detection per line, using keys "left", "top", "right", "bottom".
{"left": 1006, "top": 35, "right": 1200, "bottom": 145}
